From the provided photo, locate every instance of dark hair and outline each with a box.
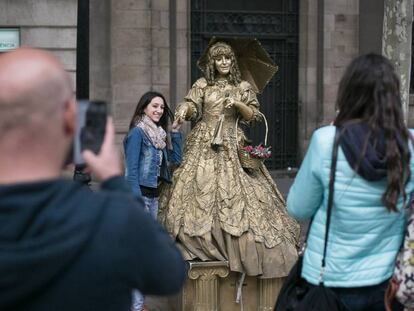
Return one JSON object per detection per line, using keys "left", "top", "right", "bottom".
{"left": 128, "top": 91, "right": 173, "bottom": 131}
{"left": 334, "top": 53, "right": 410, "bottom": 212}
{"left": 205, "top": 42, "right": 242, "bottom": 86}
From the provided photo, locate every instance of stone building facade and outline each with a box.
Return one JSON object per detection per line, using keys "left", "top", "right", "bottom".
{"left": 105, "top": 0, "right": 190, "bottom": 139}
{"left": 0, "top": 0, "right": 78, "bottom": 88}
{"left": 0, "top": 0, "right": 410, "bottom": 168}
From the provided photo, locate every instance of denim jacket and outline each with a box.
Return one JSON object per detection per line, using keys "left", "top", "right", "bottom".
{"left": 123, "top": 127, "right": 182, "bottom": 199}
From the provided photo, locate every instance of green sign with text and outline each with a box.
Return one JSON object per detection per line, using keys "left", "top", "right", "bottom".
{"left": 0, "top": 28, "right": 20, "bottom": 51}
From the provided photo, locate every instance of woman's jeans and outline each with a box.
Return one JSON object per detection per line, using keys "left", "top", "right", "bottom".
{"left": 131, "top": 196, "right": 159, "bottom": 311}
{"left": 142, "top": 196, "right": 159, "bottom": 220}
{"left": 331, "top": 280, "right": 403, "bottom": 311}
{"left": 131, "top": 290, "right": 144, "bottom": 311}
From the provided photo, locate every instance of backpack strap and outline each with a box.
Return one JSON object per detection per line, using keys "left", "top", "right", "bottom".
{"left": 319, "top": 127, "right": 342, "bottom": 284}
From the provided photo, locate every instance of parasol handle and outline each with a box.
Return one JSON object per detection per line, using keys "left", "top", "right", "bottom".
{"left": 235, "top": 111, "right": 268, "bottom": 145}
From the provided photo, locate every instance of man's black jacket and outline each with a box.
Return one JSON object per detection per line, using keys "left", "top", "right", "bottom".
{"left": 0, "top": 176, "right": 186, "bottom": 310}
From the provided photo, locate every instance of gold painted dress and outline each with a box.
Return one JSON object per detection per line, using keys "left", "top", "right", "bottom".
{"left": 159, "top": 77, "right": 299, "bottom": 278}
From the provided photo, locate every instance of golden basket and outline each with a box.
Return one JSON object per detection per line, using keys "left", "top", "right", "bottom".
{"left": 238, "top": 148, "right": 263, "bottom": 169}
{"left": 236, "top": 111, "right": 269, "bottom": 170}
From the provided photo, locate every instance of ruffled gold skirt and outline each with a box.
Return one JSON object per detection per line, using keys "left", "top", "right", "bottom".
{"left": 159, "top": 120, "right": 300, "bottom": 278}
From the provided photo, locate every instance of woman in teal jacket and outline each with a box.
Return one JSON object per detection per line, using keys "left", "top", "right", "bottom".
{"left": 287, "top": 54, "right": 413, "bottom": 311}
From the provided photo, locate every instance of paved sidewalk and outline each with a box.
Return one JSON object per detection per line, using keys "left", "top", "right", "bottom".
{"left": 269, "top": 170, "right": 309, "bottom": 246}
{"left": 269, "top": 170, "right": 295, "bottom": 198}
{"left": 272, "top": 177, "right": 294, "bottom": 199}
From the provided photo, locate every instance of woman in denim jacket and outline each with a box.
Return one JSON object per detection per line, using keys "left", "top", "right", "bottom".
{"left": 124, "top": 91, "right": 182, "bottom": 217}
{"left": 124, "top": 91, "right": 182, "bottom": 311}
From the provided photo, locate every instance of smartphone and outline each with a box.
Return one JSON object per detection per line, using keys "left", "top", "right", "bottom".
{"left": 71, "top": 100, "right": 107, "bottom": 165}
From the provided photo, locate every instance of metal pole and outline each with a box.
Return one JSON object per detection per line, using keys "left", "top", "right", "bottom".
{"left": 76, "top": 0, "right": 90, "bottom": 100}
{"left": 74, "top": 0, "right": 91, "bottom": 184}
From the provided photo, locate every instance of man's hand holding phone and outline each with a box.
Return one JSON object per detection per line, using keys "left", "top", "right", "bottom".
{"left": 82, "top": 117, "right": 121, "bottom": 182}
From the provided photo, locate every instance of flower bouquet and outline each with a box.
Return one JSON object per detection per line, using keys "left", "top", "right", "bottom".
{"left": 238, "top": 143, "right": 271, "bottom": 170}
{"left": 243, "top": 144, "right": 272, "bottom": 159}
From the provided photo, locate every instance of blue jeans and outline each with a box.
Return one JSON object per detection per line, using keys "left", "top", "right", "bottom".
{"left": 131, "top": 196, "right": 159, "bottom": 311}
{"left": 131, "top": 289, "right": 144, "bottom": 311}
{"left": 142, "top": 196, "right": 159, "bottom": 220}
{"left": 331, "top": 280, "right": 403, "bottom": 311}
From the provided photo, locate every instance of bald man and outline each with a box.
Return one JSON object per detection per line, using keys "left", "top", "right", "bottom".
{"left": 0, "top": 48, "right": 185, "bottom": 310}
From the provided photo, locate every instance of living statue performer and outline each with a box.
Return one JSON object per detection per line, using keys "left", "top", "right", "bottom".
{"left": 159, "top": 40, "right": 299, "bottom": 279}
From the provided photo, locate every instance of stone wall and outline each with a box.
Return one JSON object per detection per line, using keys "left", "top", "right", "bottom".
{"left": 323, "top": 0, "right": 359, "bottom": 124}
{"left": 110, "top": 0, "right": 153, "bottom": 135}
{"left": 298, "top": 0, "right": 319, "bottom": 156}
{"left": 176, "top": 0, "right": 190, "bottom": 102}
{"left": 110, "top": 0, "right": 190, "bottom": 138}
{"left": 359, "top": 0, "right": 383, "bottom": 55}
{"left": 175, "top": 0, "right": 191, "bottom": 134}
{"left": 298, "top": 0, "right": 359, "bottom": 154}
{"left": 0, "top": 0, "right": 77, "bottom": 90}
{"left": 90, "top": 0, "right": 111, "bottom": 105}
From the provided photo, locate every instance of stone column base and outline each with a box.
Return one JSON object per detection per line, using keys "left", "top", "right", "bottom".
{"left": 147, "top": 261, "right": 285, "bottom": 311}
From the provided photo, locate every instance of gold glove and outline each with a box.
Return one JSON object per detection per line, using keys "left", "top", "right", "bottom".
{"left": 225, "top": 97, "right": 254, "bottom": 121}
{"left": 234, "top": 101, "right": 254, "bottom": 121}
{"left": 175, "top": 102, "right": 195, "bottom": 121}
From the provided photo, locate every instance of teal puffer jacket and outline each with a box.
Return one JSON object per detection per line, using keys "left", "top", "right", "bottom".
{"left": 287, "top": 126, "right": 414, "bottom": 287}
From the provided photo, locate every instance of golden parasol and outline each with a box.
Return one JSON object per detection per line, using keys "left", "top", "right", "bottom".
{"left": 197, "top": 37, "right": 278, "bottom": 94}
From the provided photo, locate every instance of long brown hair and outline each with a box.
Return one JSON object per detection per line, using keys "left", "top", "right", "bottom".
{"left": 204, "top": 42, "right": 242, "bottom": 86}
{"left": 334, "top": 53, "right": 410, "bottom": 212}
{"left": 128, "top": 91, "right": 173, "bottom": 131}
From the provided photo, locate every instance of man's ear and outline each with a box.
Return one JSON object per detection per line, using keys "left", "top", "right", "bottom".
{"left": 63, "top": 97, "right": 76, "bottom": 136}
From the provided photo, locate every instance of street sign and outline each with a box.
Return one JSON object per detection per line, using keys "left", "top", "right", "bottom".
{"left": 0, "top": 28, "right": 20, "bottom": 52}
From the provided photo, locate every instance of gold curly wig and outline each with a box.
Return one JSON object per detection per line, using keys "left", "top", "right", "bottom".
{"left": 205, "top": 42, "right": 242, "bottom": 86}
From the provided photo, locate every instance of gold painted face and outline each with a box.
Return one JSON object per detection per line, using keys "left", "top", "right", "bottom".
{"left": 214, "top": 55, "right": 232, "bottom": 76}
